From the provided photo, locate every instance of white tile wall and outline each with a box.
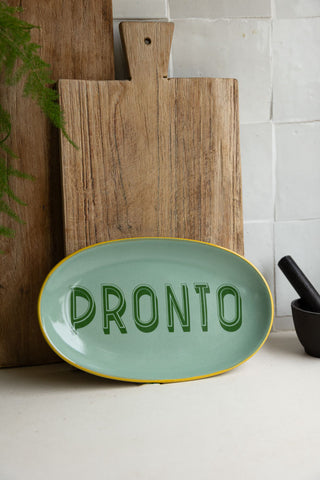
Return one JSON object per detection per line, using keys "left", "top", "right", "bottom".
{"left": 240, "top": 123, "right": 273, "bottom": 221}
{"left": 273, "top": 19, "right": 320, "bottom": 122}
{"left": 113, "top": 0, "right": 167, "bottom": 19}
{"left": 275, "top": 122, "right": 320, "bottom": 221}
{"left": 171, "top": 19, "right": 272, "bottom": 123}
{"left": 244, "top": 221, "right": 275, "bottom": 300}
{"left": 275, "top": 220, "right": 320, "bottom": 316}
{"left": 275, "top": 0, "right": 320, "bottom": 18}
{"left": 169, "top": 0, "right": 271, "bottom": 19}
{"left": 113, "top": 0, "right": 320, "bottom": 330}
{"left": 273, "top": 316, "right": 294, "bottom": 331}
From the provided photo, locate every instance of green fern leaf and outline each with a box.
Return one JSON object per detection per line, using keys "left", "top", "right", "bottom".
{"left": 0, "top": 1, "right": 77, "bottom": 246}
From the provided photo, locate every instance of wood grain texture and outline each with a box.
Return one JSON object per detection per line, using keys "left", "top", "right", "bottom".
{"left": 0, "top": 0, "right": 114, "bottom": 367}
{"left": 60, "top": 22, "right": 243, "bottom": 257}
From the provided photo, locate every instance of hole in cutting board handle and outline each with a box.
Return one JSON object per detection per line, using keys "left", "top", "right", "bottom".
{"left": 144, "top": 37, "right": 151, "bottom": 45}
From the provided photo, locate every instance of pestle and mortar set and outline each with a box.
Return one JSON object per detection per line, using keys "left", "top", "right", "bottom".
{"left": 278, "top": 256, "right": 320, "bottom": 357}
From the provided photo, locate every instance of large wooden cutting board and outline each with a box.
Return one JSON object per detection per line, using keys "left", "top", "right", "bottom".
{"left": 0, "top": 0, "right": 114, "bottom": 367}
{"left": 59, "top": 22, "right": 243, "bottom": 256}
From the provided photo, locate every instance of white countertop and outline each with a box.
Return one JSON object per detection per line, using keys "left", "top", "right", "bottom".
{"left": 1, "top": 331, "right": 320, "bottom": 480}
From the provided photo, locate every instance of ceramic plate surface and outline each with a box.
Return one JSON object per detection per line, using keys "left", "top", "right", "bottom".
{"left": 38, "top": 238, "right": 273, "bottom": 382}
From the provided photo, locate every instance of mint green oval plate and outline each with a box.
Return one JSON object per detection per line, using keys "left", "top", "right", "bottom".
{"left": 38, "top": 238, "right": 273, "bottom": 383}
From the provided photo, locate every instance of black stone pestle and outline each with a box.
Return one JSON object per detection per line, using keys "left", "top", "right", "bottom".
{"left": 278, "top": 255, "right": 320, "bottom": 313}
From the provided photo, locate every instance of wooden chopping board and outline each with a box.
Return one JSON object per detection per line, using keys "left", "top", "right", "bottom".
{"left": 59, "top": 22, "right": 243, "bottom": 257}
{"left": 0, "top": 0, "right": 114, "bottom": 367}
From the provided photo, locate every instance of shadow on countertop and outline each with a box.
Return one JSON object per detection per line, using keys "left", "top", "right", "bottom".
{"left": 1, "top": 332, "right": 314, "bottom": 394}
{"left": 264, "top": 331, "right": 306, "bottom": 358}
{"left": 0, "top": 362, "right": 140, "bottom": 392}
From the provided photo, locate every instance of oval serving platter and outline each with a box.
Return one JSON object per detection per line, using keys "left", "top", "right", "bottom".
{"left": 38, "top": 238, "right": 273, "bottom": 383}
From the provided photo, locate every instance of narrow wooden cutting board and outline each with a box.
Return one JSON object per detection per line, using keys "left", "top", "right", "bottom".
{"left": 59, "top": 22, "right": 243, "bottom": 256}
{"left": 0, "top": 0, "right": 114, "bottom": 367}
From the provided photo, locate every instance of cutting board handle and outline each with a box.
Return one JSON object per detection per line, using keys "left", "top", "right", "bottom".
{"left": 120, "top": 22, "right": 174, "bottom": 81}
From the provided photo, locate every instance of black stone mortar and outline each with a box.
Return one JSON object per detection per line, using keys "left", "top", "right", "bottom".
{"left": 278, "top": 255, "right": 320, "bottom": 358}
{"left": 291, "top": 299, "right": 320, "bottom": 357}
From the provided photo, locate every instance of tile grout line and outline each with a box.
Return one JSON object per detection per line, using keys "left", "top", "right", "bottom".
{"left": 113, "top": 17, "right": 169, "bottom": 21}
{"left": 166, "top": 0, "right": 174, "bottom": 77}
{"left": 245, "top": 217, "right": 320, "bottom": 224}
{"left": 270, "top": 0, "right": 281, "bottom": 327}
{"left": 239, "top": 119, "right": 320, "bottom": 126}
{"left": 165, "top": 16, "right": 320, "bottom": 21}
{"left": 165, "top": 0, "right": 169, "bottom": 19}
{"left": 244, "top": 219, "right": 275, "bottom": 224}
{"left": 273, "top": 119, "right": 320, "bottom": 125}
{"left": 169, "top": 16, "right": 272, "bottom": 21}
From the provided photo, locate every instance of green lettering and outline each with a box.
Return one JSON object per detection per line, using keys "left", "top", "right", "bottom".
{"left": 133, "top": 285, "right": 159, "bottom": 333}
{"left": 70, "top": 286, "right": 96, "bottom": 330}
{"left": 217, "top": 285, "right": 242, "bottom": 332}
{"left": 102, "top": 285, "right": 127, "bottom": 334}
{"left": 194, "top": 283, "right": 210, "bottom": 331}
{"left": 166, "top": 284, "right": 190, "bottom": 332}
